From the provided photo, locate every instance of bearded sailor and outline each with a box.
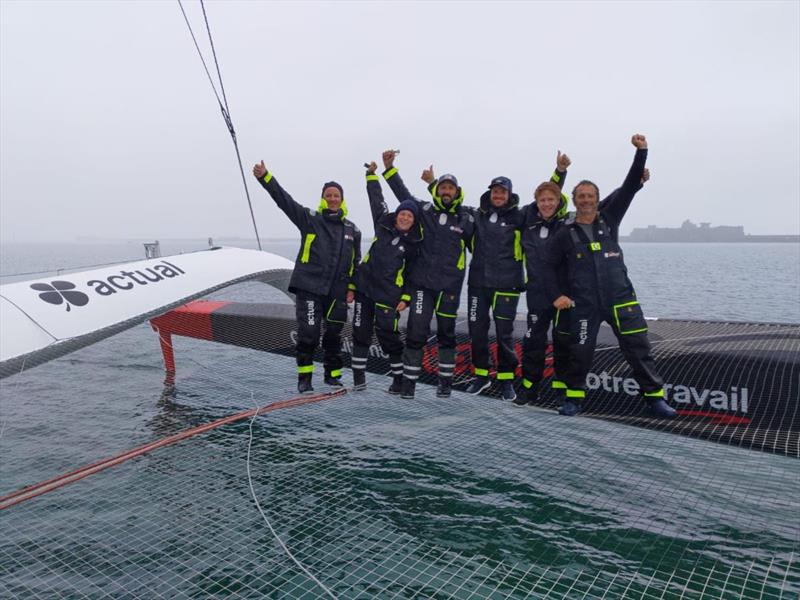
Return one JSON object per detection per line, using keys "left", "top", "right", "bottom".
{"left": 381, "top": 149, "right": 474, "bottom": 399}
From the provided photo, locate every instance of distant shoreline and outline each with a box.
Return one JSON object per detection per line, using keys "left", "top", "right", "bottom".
{"left": 619, "top": 237, "right": 800, "bottom": 243}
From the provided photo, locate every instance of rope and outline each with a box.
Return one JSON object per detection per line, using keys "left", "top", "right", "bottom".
{"left": 0, "top": 389, "right": 346, "bottom": 510}
{"left": 245, "top": 398, "right": 338, "bottom": 599}
{"left": 177, "top": 0, "right": 262, "bottom": 251}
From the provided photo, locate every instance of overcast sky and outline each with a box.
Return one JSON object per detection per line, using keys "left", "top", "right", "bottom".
{"left": 1, "top": 0, "right": 798, "bottom": 243}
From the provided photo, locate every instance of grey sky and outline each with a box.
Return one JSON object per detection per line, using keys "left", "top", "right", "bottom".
{"left": 1, "top": 0, "right": 798, "bottom": 243}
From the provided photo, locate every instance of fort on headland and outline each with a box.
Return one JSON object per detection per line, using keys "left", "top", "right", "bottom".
{"left": 622, "top": 220, "right": 799, "bottom": 243}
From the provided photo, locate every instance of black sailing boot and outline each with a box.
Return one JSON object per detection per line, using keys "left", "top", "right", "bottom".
{"left": 387, "top": 353, "right": 403, "bottom": 394}
{"left": 324, "top": 368, "right": 343, "bottom": 387}
{"left": 353, "top": 369, "right": 366, "bottom": 391}
{"left": 437, "top": 347, "right": 455, "bottom": 398}
{"left": 436, "top": 376, "right": 452, "bottom": 398}
{"left": 400, "top": 347, "right": 423, "bottom": 399}
{"left": 388, "top": 374, "right": 403, "bottom": 395}
{"left": 400, "top": 377, "right": 416, "bottom": 399}
{"left": 351, "top": 344, "right": 369, "bottom": 391}
{"left": 298, "top": 373, "right": 314, "bottom": 394}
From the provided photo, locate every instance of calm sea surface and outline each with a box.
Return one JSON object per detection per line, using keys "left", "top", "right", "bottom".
{"left": 2, "top": 240, "right": 799, "bottom": 322}
{"left": 1, "top": 241, "right": 798, "bottom": 598}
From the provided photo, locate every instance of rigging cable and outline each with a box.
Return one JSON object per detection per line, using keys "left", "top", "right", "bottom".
{"left": 177, "top": 0, "right": 262, "bottom": 251}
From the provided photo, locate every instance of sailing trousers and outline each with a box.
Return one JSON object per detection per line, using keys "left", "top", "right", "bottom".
{"left": 295, "top": 290, "right": 348, "bottom": 378}
{"left": 467, "top": 286, "right": 520, "bottom": 381}
{"left": 563, "top": 303, "right": 664, "bottom": 402}
{"left": 351, "top": 293, "right": 404, "bottom": 377}
{"left": 521, "top": 305, "right": 570, "bottom": 396}
{"left": 402, "top": 287, "right": 459, "bottom": 383}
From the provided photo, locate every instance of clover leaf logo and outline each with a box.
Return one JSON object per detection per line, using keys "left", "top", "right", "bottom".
{"left": 30, "top": 280, "right": 90, "bottom": 312}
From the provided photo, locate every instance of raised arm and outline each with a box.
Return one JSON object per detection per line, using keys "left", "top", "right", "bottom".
{"left": 365, "top": 161, "right": 389, "bottom": 225}
{"left": 601, "top": 135, "right": 648, "bottom": 226}
{"left": 551, "top": 150, "right": 571, "bottom": 189}
{"left": 252, "top": 160, "right": 311, "bottom": 230}
{"left": 381, "top": 149, "right": 420, "bottom": 204}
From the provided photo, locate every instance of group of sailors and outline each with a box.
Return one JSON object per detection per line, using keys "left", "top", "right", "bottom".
{"left": 252, "top": 134, "right": 677, "bottom": 418}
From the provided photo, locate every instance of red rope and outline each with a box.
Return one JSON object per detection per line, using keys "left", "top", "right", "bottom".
{"left": 0, "top": 389, "right": 347, "bottom": 510}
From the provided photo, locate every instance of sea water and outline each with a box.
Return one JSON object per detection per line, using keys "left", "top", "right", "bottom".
{"left": 1, "top": 241, "right": 798, "bottom": 598}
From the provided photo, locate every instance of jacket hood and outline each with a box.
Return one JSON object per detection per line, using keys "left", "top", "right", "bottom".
{"left": 317, "top": 197, "right": 348, "bottom": 218}
{"left": 479, "top": 189, "right": 520, "bottom": 213}
{"left": 429, "top": 181, "right": 465, "bottom": 213}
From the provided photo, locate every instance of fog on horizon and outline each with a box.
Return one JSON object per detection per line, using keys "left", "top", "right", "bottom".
{"left": 1, "top": 0, "right": 798, "bottom": 244}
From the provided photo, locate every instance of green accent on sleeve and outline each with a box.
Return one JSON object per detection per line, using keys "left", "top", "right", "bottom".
{"left": 347, "top": 283, "right": 356, "bottom": 291}
{"left": 263, "top": 172, "right": 273, "bottom": 184}
{"left": 550, "top": 171, "right": 561, "bottom": 183}
{"left": 514, "top": 230, "right": 523, "bottom": 261}
{"left": 348, "top": 247, "right": 356, "bottom": 276}
{"left": 366, "top": 174, "right": 379, "bottom": 181}
{"left": 300, "top": 233, "right": 316, "bottom": 263}
{"left": 400, "top": 294, "right": 411, "bottom": 302}
{"left": 383, "top": 167, "right": 398, "bottom": 180}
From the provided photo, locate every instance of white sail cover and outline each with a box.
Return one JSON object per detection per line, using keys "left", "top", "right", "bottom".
{"left": 0, "top": 247, "right": 293, "bottom": 377}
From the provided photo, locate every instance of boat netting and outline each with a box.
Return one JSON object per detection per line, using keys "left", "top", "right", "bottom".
{"left": 1, "top": 276, "right": 798, "bottom": 599}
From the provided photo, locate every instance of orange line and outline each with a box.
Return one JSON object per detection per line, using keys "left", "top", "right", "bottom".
{"left": 1, "top": 389, "right": 347, "bottom": 510}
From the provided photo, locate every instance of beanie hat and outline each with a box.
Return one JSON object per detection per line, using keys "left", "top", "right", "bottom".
{"left": 321, "top": 181, "right": 344, "bottom": 198}
{"left": 396, "top": 199, "right": 419, "bottom": 220}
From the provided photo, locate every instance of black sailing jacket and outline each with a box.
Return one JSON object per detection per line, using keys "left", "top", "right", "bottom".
{"left": 542, "top": 148, "right": 648, "bottom": 311}
{"left": 382, "top": 167, "right": 474, "bottom": 294}
{"left": 521, "top": 192, "right": 570, "bottom": 310}
{"left": 465, "top": 190, "right": 525, "bottom": 290}
{"left": 355, "top": 173, "right": 422, "bottom": 307}
{"left": 258, "top": 171, "right": 361, "bottom": 298}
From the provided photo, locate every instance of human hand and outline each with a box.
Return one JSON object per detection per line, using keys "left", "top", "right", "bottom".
{"left": 366, "top": 161, "right": 378, "bottom": 175}
{"left": 557, "top": 150, "right": 571, "bottom": 171}
{"left": 421, "top": 164, "right": 435, "bottom": 184}
{"left": 346, "top": 291, "right": 355, "bottom": 304}
{"left": 396, "top": 301, "right": 408, "bottom": 312}
{"left": 553, "top": 295, "right": 574, "bottom": 310}
{"left": 641, "top": 168, "right": 650, "bottom": 184}
{"left": 253, "top": 160, "right": 267, "bottom": 179}
{"left": 382, "top": 149, "right": 397, "bottom": 169}
{"left": 631, "top": 134, "right": 648, "bottom": 149}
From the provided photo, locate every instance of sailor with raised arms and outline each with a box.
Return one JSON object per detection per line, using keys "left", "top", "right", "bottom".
{"left": 541, "top": 135, "right": 676, "bottom": 418}
{"left": 519, "top": 155, "right": 573, "bottom": 406}
{"left": 381, "top": 149, "right": 474, "bottom": 399}
{"left": 253, "top": 160, "right": 361, "bottom": 393}
{"left": 351, "top": 161, "right": 423, "bottom": 393}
